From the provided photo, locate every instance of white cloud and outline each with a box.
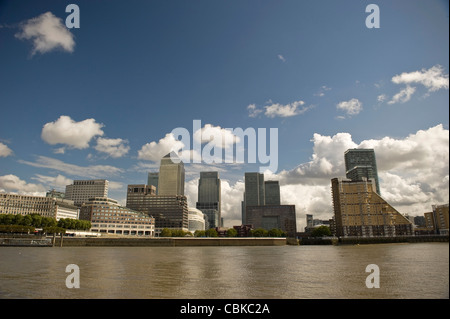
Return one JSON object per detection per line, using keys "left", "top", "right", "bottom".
{"left": 15, "top": 12, "right": 75, "bottom": 55}
{"left": 387, "top": 85, "right": 416, "bottom": 104}
{"left": 31, "top": 174, "right": 72, "bottom": 189}
{"left": 336, "top": 98, "right": 362, "bottom": 116}
{"left": 18, "top": 155, "right": 123, "bottom": 178}
{"left": 95, "top": 137, "right": 130, "bottom": 158}
{"left": 137, "top": 133, "right": 185, "bottom": 162}
{"left": 377, "top": 94, "right": 387, "bottom": 103}
{"left": 391, "top": 65, "right": 449, "bottom": 92}
{"left": 0, "top": 174, "right": 46, "bottom": 196}
{"left": 193, "top": 124, "right": 240, "bottom": 149}
{"left": 247, "top": 104, "right": 263, "bottom": 118}
{"left": 41, "top": 115, "right": 104, "bottom": 149}
{"left": 314, "top": 85, "right": 331, "bottom": 97}
{"left": 277, "top": 54, "right": 286, "bottom": 62}
{"left": 0, "top": 142, "right": 13, "bottom": 157}
{"left": 248, "top": 100, "right": 313, "bottom": 118}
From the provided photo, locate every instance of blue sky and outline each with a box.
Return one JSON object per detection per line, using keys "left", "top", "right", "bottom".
{"left": 1, "top": 0, "right": 448, "bottom": 228}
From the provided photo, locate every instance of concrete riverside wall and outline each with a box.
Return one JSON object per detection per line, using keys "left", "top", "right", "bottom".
{"left": 299, "top": 235, "right": 449, "bottom": 245}
{"left": 53, "top": 237, "right": 287, "bottom": 247}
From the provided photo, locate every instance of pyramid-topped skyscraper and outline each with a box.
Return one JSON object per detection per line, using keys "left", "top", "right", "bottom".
{"left": 158, "top": 152, "right": 185, "bottom": 195}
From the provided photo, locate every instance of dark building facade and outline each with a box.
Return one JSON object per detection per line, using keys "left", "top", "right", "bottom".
{"left": 344, "top": 149, "right": 381, "bottom": 194}
{"left": 245, "top": 205, "right": 297, "bottom": 237}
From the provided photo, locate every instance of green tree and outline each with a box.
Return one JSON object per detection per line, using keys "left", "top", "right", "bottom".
{"left": 194, "top": 230, "right": 206, "bottom": 237}
{"left": 226, "top": 228, "right": 238, "bottom": 237}
{"left": 311, "top": 225, "right": 331, "bottom": 237}
{"left": 268, "top": 228, "right": 283, "bottom": 237}
{"left": 251, "top": 228, "right": 268, "bottom": 237}
{"left": 160, "top": 228, "right": 172, "bottom": 237}
{"left": 205, "top": 228, "right": 218, "bottom": 237}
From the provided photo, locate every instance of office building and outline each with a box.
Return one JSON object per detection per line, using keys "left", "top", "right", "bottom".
{"left": 331, "top": 177, "right": 412, "bottom": 237}
{"left": 80, "top": 197, "right": 155, "bottom": 236}
{"left": 188, "top": 207, "right": 206, "bottom": 233}
{"left": 147, "top": 172, "right": 159, "bottom": 194}
{"left": 264, "top": 181, "right": 280, "bottom": 205}
{"left": 344, "top": 149, "right": 380, "bottom": 194}
{"left": 126, "top": 184, "right": 189, "bottom": 235}
{"left": 158, "top": 152, "right": 185, "bottom": 196}
{"left": 424, "top": 204, "right": 449, "bottom": 235}
{"left": 65, "top": 179, "right": 108, "bottom": 207}
{"left": 242, "top": 172, "right": 265, "bottom": 224}
{"left": 0, "top": 193, "right": 78, "bottom": 220}
{"left": 245, "top": 205, "right": 297, "bottom": 237}
{"left": 196, "top": 171, "right": 221, "bottom": 228}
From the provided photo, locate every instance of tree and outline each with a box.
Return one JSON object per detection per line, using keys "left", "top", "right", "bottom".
{"left": 311, "top": 225, "right": 331, "bottom": 237}
{"left": 194, "top": 230, "right": 206, "bottom": 237}
{"left": 160, "top": 228, "right": 172, "bottom": 237}
{"left": 251, "top": 228, "right": 268, "bottom": 237}
{"left": 205, "top": 228, "right": 218, "bottom": 237}
{"left": 268, "top": 228, "right": 284, "bottom": 237}
{"left": 226, "top": 228, "right": 238, "bottom": 237}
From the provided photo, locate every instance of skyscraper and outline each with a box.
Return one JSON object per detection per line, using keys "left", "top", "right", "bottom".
{"left": 158, "top": 152, "right": 185, "bottom": 196}
{"left": 196, "top": 171, "right": 221, "bottom": 228}
{"left": 264, "top": 181, "right": 281, "bottom": 205}
{"left": 147, "top": 172, "right": 159, "bottom": 194}
{"left": 344, "top": 149, "right": 380, "bottom": 194}
{"left": 241, "top": 172, "right": 265, "bottom": 224}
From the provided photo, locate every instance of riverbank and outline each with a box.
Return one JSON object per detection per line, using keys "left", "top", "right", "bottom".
{"left": 299, "top": 235, "right": 449, "bottom": 245}
{"left": 52, "top": 236, "right": 287, "bottom": 247}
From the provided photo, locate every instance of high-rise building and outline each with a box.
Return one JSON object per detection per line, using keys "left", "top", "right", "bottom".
{"left": 158, "top": 152, "right": 185, "bottom": 196}
{"left": 126, "top": 184, "right": 188, "bottom": 235}
{"left": 344, "top": 149, "right": 380, "bottom": 194}
{"left": 242, "top": 172, "right": 265, "bottom": 224}
{"left": 196, "top": 171, "right": 221, "bottom": 228}
{"left": 65, "top": 179, "right": 108, "bottom": 207}
{"left": 264, "top": 181, "right": 281, "bottom": 205}
{"left": 80, "top": 197, "right": 155, "bottom": 236}
{"left": 147, "top": 172, "right": 159, "bottom": 194}
{"left": 331, "top": 177, "right": 412, "bottom": 237}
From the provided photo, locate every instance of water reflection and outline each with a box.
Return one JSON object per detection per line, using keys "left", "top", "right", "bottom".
{"left": 0, "top": 243, "right": 448, "bottom": 299}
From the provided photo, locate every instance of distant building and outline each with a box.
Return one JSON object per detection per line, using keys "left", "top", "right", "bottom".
{"left": 65, "top": 179, "right": 108, "bottom": 207}
{"left": 188, "top": 207, "right": 206, "bottom": 233}
{"left": 264, "top": 181, "right": 281, "bottom": 205}
{"left": 46, "top": 189, "right": 65, "bottom": 199}
{"left": 158, "top": 152, "right": 185, "bottom": 196}
{"left": 147, "top": 172, "right": 159, "bottom": 195}
{"left": 126, "top": 184, "right": 189, "bottom": 235}
{"left": 196, "top": 171, "right": 221, "bottom": 228}
{"left": 305, "top": 214, "right": 314, "bottom": 232}
{"left": 344, "top": 149, "right": 380, "bottom": 194}
{"left": 242, "top": 172, "right": 265, "bottom": 224}
{"left": 425, "top": 204, "right": 449, "bottom": 235}
{"left": 245, "top": 205, "right": 297, "bottom": 237}
{"left": 0, "top": 193, "right": 78, "bottom": 220}
{"left": 331, "top": 177, "right": 412, "bottom": 237}
{"left": 233, "top": 224, "right": 253, "bottom": 237}
{"left": 80, "top": 197, "right": 155, "bottom": 236}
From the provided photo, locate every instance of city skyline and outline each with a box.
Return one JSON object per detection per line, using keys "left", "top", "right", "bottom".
{"left": 0, "top": 0, "right": 448, "bottom": 231}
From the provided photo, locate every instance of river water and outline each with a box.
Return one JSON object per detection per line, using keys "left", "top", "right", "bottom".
{"left": 0, "top": 242, "right": 448, "bottom": 299}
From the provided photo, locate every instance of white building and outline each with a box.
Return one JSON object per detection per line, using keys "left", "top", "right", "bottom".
{"left": 188, "top": 207, "right": 206, "bottom": 233}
